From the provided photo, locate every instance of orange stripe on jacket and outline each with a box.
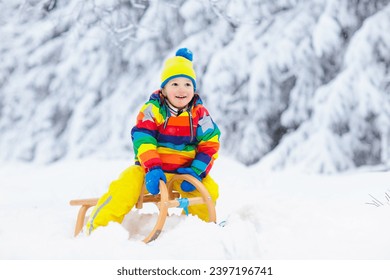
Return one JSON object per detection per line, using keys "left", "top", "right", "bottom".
{"left": 160, "top": 153, "right": 194, "bottom": 167}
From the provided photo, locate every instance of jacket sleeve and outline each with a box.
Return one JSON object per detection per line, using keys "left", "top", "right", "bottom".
{"left": 131, "top": 102, "right": 164, "bottom": 171}
{"left": 191, "top": 107, "right": 221, "bottom": 178}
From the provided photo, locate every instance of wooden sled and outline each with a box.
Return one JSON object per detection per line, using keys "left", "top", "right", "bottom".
{"left": 69, "top": 174, "right": 216, "bottom": 243}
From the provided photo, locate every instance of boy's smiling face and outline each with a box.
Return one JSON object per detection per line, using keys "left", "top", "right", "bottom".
{"left": 162, "top": 77, "right": 195, "bottom": 109}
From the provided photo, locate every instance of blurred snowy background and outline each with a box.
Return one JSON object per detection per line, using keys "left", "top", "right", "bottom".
{"left": 1, "top": 0, "right": 390, "bottom": 261}
{"left": 1, "top": 0, "right": 390, "bottom": 173}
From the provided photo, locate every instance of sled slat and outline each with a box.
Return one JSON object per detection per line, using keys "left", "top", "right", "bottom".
{"left": 69, "top": 198, "right": 98, "bottom": 206}
{"left": 159, "top": 197, "right": 205, "bottom": 208}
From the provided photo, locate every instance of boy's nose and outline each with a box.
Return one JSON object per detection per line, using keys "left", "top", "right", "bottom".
{"left": 178, "top": 86, "right": 187, "bottom": 92}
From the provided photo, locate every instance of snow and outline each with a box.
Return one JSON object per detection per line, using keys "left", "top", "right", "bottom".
{"left": 1, "top": 155, "right": 389, "bottom": 260}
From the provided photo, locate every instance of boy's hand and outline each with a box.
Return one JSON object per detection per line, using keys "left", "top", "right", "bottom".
{"left": 145, "top": 168, "right": 166, "bottom": 195}
{"left": 176, "top": 167, "right": 201, "bottom": 192}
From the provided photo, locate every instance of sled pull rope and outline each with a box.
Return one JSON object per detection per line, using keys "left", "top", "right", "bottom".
{"left": 177, "top": 198, "right": 189, "bottom": 215}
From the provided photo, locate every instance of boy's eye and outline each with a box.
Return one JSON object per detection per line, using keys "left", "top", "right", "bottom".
{"left": 185, "top": 83, "right": 192, "bottom": 87}
{"left": 171, "top": 82, "right": 178, "bottom": 86}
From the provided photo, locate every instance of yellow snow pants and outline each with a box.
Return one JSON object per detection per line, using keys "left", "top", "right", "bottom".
{"left": 86, "top": 165, "right": 219, "bottom": 234}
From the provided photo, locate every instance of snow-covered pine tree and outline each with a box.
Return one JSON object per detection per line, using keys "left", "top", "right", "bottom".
{"left": 0, "top": 0, "right": 389, "bottom": 173}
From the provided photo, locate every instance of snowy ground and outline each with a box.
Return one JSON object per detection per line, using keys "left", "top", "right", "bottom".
{"left": 0, "top": 155, "right": 389, "bottom": 260}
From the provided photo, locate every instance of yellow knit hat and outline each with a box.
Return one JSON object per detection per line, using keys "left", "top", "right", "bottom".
{"left": 160, "top": 48, "right": 197, "bottom": 91}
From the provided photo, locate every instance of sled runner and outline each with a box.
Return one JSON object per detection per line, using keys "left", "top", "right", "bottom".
{"left": 69, "top": 174, "right": 216, "bottom": 243}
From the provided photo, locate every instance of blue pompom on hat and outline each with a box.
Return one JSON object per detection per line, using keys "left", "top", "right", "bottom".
{"left": 175, "top": 48, "right": 193, "bottom": 61}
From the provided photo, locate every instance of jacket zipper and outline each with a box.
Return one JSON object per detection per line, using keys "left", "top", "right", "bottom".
{"left": 162, "top": 97, "right": 194, "bottom": 142}
{"left": 188, "top": 109, "right": 194, "bottom": 142}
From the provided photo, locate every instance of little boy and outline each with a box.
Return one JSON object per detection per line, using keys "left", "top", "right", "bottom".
{"left": 86, "top": 48, "right": 220, "bottom": 234}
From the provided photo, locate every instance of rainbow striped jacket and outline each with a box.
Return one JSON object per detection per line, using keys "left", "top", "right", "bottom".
{"left": 131, "top": 90, "right": 220, "bottom": 178}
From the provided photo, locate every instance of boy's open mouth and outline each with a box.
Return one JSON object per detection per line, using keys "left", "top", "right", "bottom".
{"left": 175, "top": 96, "right": 186, "bottom": 99}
